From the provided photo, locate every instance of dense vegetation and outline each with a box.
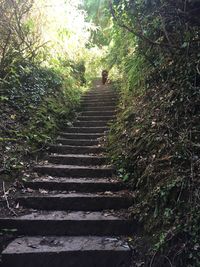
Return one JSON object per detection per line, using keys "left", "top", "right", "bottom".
{"left": 85, "top": 0, "right": 200, "bottom": 266}
{"left": 0, "top": 0, "right": 99, "bottom": 180}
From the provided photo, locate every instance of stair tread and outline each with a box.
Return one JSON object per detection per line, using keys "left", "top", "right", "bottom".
{"left": 61, "top": 127, "right": 109, "bottom": 133}
{"left": 0, "top": 210, "right": 129, "bottom": 221}
{"left": 65, "top": 126, "right": 109, "bottom": 129}
{"left": 57, "top": 138, "right": 100, "bottom": 141}
{"left": 49, "top": 154, "right": 107, "bottom": 158}
{"left": 50, "top": 145, "right": 103, "bottom": 148}
{"left": 3, "top": 236, "right": 130, "bottom": 254}
{"left": 18, "top": 192, "right": 131, "bottom": 198}
{"left": 24, "top": 178, "right": 125, "bottom": 193}
{"left": 75, "top": 120, "right": 109, "bottom": 123}
{"left": 35, "top": 164, "right": 113, "bottom": 170}
{"left": 26, "top": 177, "right": 120, "bottom": 183}
{"left": 60, "top": 132, "right": 104, "bottom": 136}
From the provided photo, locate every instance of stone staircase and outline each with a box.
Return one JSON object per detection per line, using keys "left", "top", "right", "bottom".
{"left": 0, "top": 82, "right": 134, "bottom": 267}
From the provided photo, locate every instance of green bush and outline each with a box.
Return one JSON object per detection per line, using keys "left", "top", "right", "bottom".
{"left": 0, "top": 59, "right": 83, "bottom": 179}
{"left": 106, "top": 0, "right": 200, "bottom": 265}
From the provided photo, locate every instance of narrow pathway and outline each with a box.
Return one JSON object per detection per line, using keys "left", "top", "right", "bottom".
{"left": 1, "top": 81, "right": 134, "bottom": 267}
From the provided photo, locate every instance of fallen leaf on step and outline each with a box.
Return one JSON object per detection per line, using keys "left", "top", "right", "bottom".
{"left": 39, "top": 189, "right": 48, "bottom": 194}
{"left": 27, "top": 188, "right": 34, "bottom": 193}
{"left": 122, "top": 244, "right": 130, "bottom": 249}
{"left": 28, "top": 244, "right": 37, "bottom": 249}
{"left": 104, "top": 191, "right": 113, "bottom": 195}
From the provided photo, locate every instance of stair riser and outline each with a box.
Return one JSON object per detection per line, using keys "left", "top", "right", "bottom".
{"left": 34, "top": 167, "right": 114, "bottom": 178}
{"left": 18, "top": 197, "right": 132, "bottom": 211}
{"left": 24, "top": 181, "right": 123, "bottom": 192}
{"left": 77, "top": 116, "right": 114, "bottom": 121}
{"left": 49, "top": 146, "right": 104, "bottom": 154}
{"left": 81, "top": 102, "right": 117, "bottom": 107}
{"left": 59, "top": 133, "right": 103, "bottom": 140}
{"left": 2, "top": 251, "right": 131, "bottom": 267}
{"left": 81, "top": 98, "right": 117, "bottom": 102}
{"left": 56, "top": 139, "right": 99, "bottom": 146}
{"left": 85, "top": 92, "right": 116, "bottom": 96}
{"left": 80, "top": 111, "right": 116, "bottom": 116}
{"left": 48, "top": 156, "right": 107, "bottom": 165}
{"left": 73, "top": 121, "right": 109, "bottom": 127}
{"left": 84, "top": 91, "right": 116, "bottom": 94}
{"left": 82, "top": 107, "right": 116, "bottom": 112}
{"left": 81, "top": 94, "right": 116, "bottom": 101}
{"left": 62, "top": 127, "right": 108, "bottom": 133}
{"left": 0, "top": 220, "right": 133, "bottom": 236}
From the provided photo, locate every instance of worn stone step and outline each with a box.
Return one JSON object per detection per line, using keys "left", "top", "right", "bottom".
{"left": 49, "top": 145, "right": 104, "bottom": 154}
{"left": 80, "top": 111, "right": 116, "bottom": 117}
{"left": 86, "top": 89, "right": 116, "bottom": 92}
{"left": 81, "top": 101, "right": 117, "bottom": 107}
{"left": 56, "top": 138, "right": 99, "bottom": 146}
{"left": 82, "top": 98, "right": 117, "bottom": 103}
{"left": 62, "top": 127, "right": 109, "bottom": 133}
{"left": 73, "top": 121, "right": 109, "bottom": 127}
{"left": 84, "top": 95, "right": 117, "bottom": 99}
{"left": 24, "top": 178, "right": 124, "bottom": 192}
{"left": 82, "top": 94, "right": 117, "bottom": 98}
{"left": 34, "top": 165, "right": 114, "bottom": 178}
{"left": 0, "top": 211, "right": 133, "bottom": 236}
{"left": 17, "top": 192, "right": 133, "bottom": 211}
{"left": 59, "top": 133, "right": 104, "bottom": 140}
{"left": 48, "top": 154, "right": 107, "bottom": 165}
{"left": 77, "top": 116, "right": 114, "bottom": 121}
{"left": 2, "top": 236, "right": 131, "bottom": 267}
{"left": 82, "top": 106, "right": 116, "bottom": 112}
{"left": 82, "top": 97, "right": 117, "bottom": 102}
{"left": 86, "top": 91, "right": 116, "bottom": 95}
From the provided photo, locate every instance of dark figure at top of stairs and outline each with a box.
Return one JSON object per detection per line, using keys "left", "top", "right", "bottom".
{"left": 102, "top": 70, "right": 108, "bottom": 85}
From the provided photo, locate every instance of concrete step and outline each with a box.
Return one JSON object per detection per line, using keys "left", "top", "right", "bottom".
{"left": 77, "top": 116, "right": 114, "bottom": 121}
{"left": 2, "top": 236, "right": 131, "bottom": 267}
{"left": 80, "top": 111, "right": 116, "bottom": 116}
{"left": 48, "top": 154, "right": 107, "bottom": 165}
{"left": 81, "top": 97, "right": 117, "bottom": 102}
{"left": 81, "top": 101, "right": 117, "bottom": 107}
{"left": 73, "top": 121, "right": 109, "bottom": 127}
{"left": 0, "top": 211, "right": 133, "bottom": 236}
{"left": 82, "top": 106, "right": 116, "bottom": 112}
{"left": 82, "top": 94, "right": 117, "bottom": 98}
{"left": 59, "top": 133, "right": 104, "bottom": 140}
{"left": 86, "top": 89, "right": 116, "bottom": 92}
{"left": 86, "top": 91, "right": 116, "bottom": 95}
{"left": 34, "top": 165, "right": 114, "bottom": 178}
{"left": 24, "top": 178, "right": 124, "bottom": 192}
{"left": 62, "top": 127, "right": 109, "bottom": 133}
{"left": 49, "top": 145, "right": 104, "bottom": 154}
{"left": 17, "top": 192, "right": 133, "bottom": 211}
{"left": 56, "top": 138, "right": 99, "bottom": 146}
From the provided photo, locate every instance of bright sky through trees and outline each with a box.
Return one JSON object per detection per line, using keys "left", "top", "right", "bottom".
{"left": 33, "top": 0, "right": 96, "bottom": 61}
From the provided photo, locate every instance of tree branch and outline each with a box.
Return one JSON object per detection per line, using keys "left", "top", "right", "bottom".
{"left": 109, "top": 0, "right": 181, "bottom": 50}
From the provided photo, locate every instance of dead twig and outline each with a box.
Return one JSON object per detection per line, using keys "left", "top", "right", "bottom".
{"left": 2, "top": 181, "right": 17, "bottom": 216}
{"left": 150, "top": 251, "right": 157, "bottom": 267}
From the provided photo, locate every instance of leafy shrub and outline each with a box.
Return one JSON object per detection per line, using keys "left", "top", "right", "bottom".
{"left": 0, "top": 58, "right": 83, "bottom": 179}
{"left": 106, "top": 0, "right": 200, "bottom": 265}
